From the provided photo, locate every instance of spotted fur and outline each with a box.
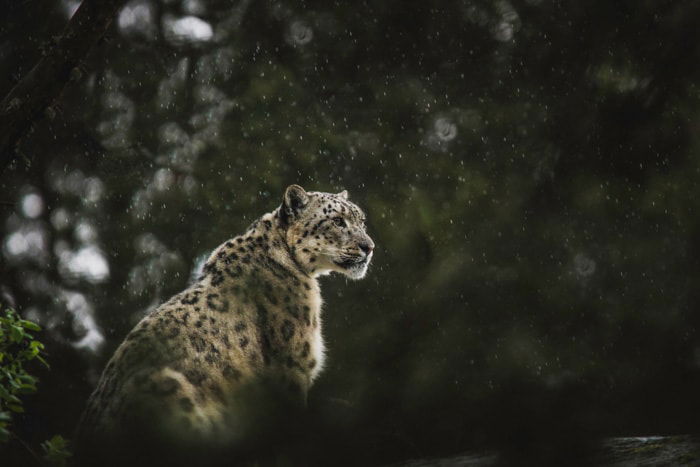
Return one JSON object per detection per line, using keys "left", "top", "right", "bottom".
{"left": 77, "top": 185, "right": 374, "bottom": 445}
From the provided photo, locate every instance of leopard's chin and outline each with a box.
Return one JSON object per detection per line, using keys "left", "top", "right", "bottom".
{"left": 335, "top": 257, "right": 370, "bottom": 280}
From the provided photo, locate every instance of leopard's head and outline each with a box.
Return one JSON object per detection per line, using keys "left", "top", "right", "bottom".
{"left": 280, "top": 185, "right": 374, "bottom": 279}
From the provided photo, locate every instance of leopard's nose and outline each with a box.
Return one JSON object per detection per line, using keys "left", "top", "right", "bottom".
{"left": 359, "top": 241, "right": 374, "bottom": 255}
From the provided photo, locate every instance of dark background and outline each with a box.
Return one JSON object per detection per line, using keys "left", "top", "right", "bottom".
{"left": 2, "top": 0, "right": 700, "bottom": 464}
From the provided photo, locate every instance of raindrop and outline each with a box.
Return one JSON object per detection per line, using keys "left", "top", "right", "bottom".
{"left": 573, "top": 253, "right": 596, "bottom": 278}
{"left": 288, "top": 20, "right": 313, "bottom": 46}
{"left": 434, "top": 117, "right": 458, "bottom": 142}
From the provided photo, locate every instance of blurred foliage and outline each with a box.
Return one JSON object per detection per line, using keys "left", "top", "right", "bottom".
{"left": 0, "top": 307, "right": 72, "bottom": 465}
{"left": 2, "top": 0, "right": 700, "bottom": 464}
{"left": 42, "top": 434, "right": 73, "bottom": 467}
{"left": 0, "top": 307, "right": 46, "bottom": 442}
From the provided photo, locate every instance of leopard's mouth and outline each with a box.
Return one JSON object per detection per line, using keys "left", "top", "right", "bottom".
{"left": 334, "top": 256, "right": 367, "bottom": 269}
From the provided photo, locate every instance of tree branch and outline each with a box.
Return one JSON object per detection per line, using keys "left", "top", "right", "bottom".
{"left": 0, "top": 0, "right": 127, "bottom": 174}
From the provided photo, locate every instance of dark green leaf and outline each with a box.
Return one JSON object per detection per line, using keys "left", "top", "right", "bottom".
{"left": 17, "top": 383, "right": 37, "bottom": 394}
{"left": 19, "top": 320, "right": 41, "bottom": 332}
{"left": 0, "top": 426, "right": 9, "bottom": 443}
{"left": 9, "top": 325, "right": 23, "bottom": 343}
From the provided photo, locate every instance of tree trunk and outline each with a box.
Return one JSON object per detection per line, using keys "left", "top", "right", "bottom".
{"left": 0, "top": 0, "right": 127, "bottom": 174}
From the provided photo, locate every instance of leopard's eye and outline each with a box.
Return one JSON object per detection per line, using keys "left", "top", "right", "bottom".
{"left": 333, "top": 217, "right": 346, "bottom": 227}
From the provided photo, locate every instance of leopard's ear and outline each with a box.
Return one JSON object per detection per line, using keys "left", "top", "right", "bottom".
{"left": 281, "top": 185, "right": 309, "bottom": 223}
{"left": 284, "top": 185, "right": 309, "bottom": 211}
{"left": 338, "top": 190, "right": 348, "bottom": 199}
